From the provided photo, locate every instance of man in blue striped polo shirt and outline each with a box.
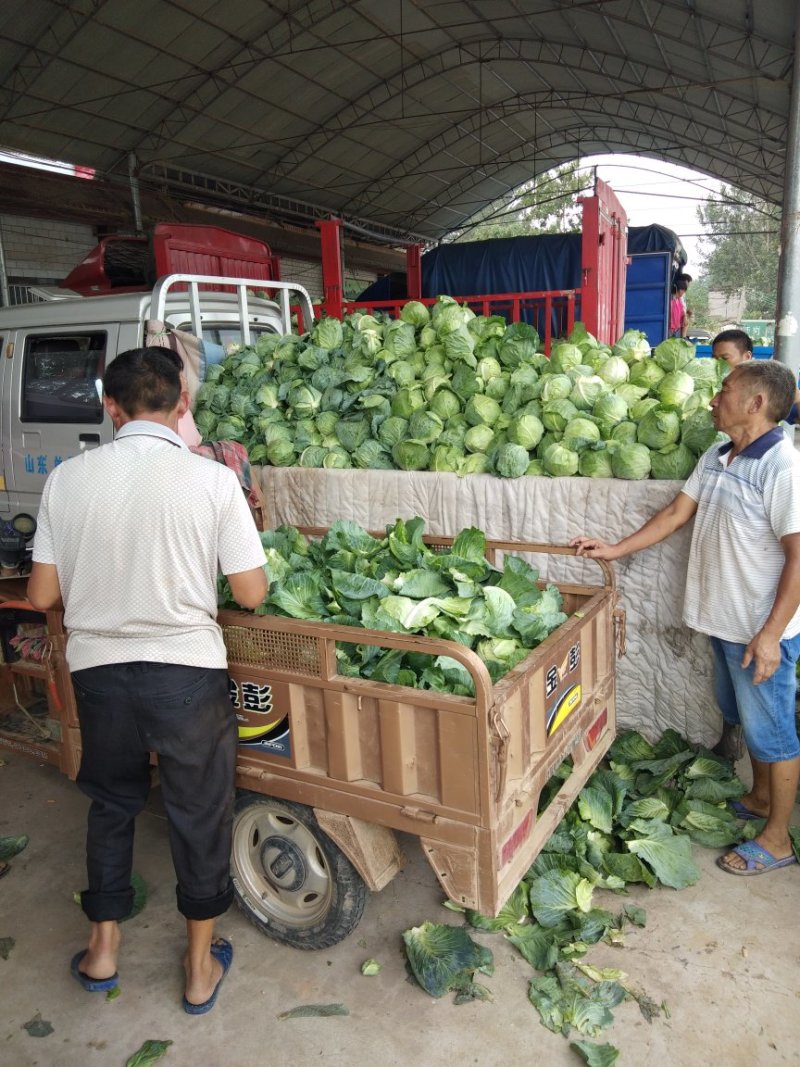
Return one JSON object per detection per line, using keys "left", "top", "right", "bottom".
{"left": 572, "top": 360, "right": 800, "bottom": 877}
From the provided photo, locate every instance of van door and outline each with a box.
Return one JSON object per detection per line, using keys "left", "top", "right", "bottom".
{"left": 6, "top": 327, "right": 118, "bottom": 515}
{"left": 0, "top": 332, "right": 9, "bottom": 517}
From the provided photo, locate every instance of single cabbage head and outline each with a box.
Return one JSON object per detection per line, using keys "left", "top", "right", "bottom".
{"left": 464, "top": 423, "right": 495, "bottom": 453}
{"left": 494, "top": 442, "right": 531, "bottom": 479}
{"left": 681, "top": 408, "right": 723, "bottom": 455}
{"left": 549, "top": 343, "right": 584, "bottom": 374}
{"left": 465, "top": 394, "right": 502, "bottom": 427}
{"left": 485, "top": 375, "right": 509, "bottom": 402}
{"left": 391, "top": 387, "right": 426, "bottom": 419}
{"left": 579, "top": 448, "right": 614, "bottom": 479}
{"left": 636, "top": 405, "right": 681, "bottom": 449}
{"left": 460, "top": 452, "right": 490, "bottom": 475}
{"left": 562, "top": 417, "right": 601, "bottom": 452}
{"left": 542, "top": 442, "right": 580, "bottom": 477}
{"left": 392, "top": 439, "right": 430, "bottom": 471}
{"left": 376, "top": 415, "right": 409, "bottom": 449}
{"left": 629, "top": 397, "right": 661, "bottom": 422}
{"left": 629, "top": 358, "right": 666, "bottom": 391}
{"left": 612, "top": 329, "right": 651, "bottom": 364}
{"left": 322, "top": 448, "right": 352, "bottom": 469}
{"left": 597, "top": 355, "right": 630, "bottom": 387}
{"left": 399, "top": 300, "right": 431, "bottom": 327}
{"left": 658, "top": 370, "right": 695, "bottom": 408}
{"left": 592, "top": 392, "right": 629, "bottom": 436}
{"left": 542, "top": 398, "right": 579, "bottom": 433}
{"left": 569, "top": 374, "right": 608, "bottom": 411}
{"left": 507, "top": 413, "right": 545, "bottom": 450}
{"left": 419, "top": 324, "right": 438, "bottom": 349}
{"left": 685, "top": 356, "right": 724, "bottom": 389}
{"left": 313, "top": 317, "right": 344, "bottom": 350}
{"left": 288, "top": 384, "right": 323, "bottom": 417}
{"left": 443, "top": 325, "right": 477, "bottom": 364}
{"left": 408, "top": 407, "right": 445, "bottom": 444}
{"left": 539, "top": 374, "right": 574, "bottom": 403}
{"left": 649, "top": 442, "right": 696, "bottom": 480}
{"left": 613, "top": 383, "right": 649, "bottom": 409}
{"left": 611, "top": 442, "right": 652, "bottom": 480}
{"left": 388, "top": 360, "right": 418, "bottom": 387}
{"left": 429, "top": 444, "right": 463, "bottom": 473}
{"left": 611, "top": 420, "right": 638, "bottom": 445}
{"left": 477, "top": 356, "right": 503, "bottom": 381}
{"left": 653, "top": 337, "right": 695, "bottom": 372}
{"left": 428, "top": 388, "right": 462, "bottom": 421}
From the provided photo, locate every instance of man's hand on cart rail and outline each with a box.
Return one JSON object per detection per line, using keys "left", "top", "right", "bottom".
{"left": 570, "top": 536, "right": 623, "bottom": 561}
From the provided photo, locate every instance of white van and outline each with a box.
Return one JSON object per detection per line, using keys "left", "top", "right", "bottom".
{"left": 0, "top": 274, "right": 313, "bottom": 536}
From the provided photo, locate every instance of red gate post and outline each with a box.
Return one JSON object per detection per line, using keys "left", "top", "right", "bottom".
{"left": 580, "top": 179, "right": 628, "bottom": 344}
{"left": 316, "top": 217, "right": 344, "bottom": 320}
{"left": 406, "top": 244, "right": 423, "bottom": 300}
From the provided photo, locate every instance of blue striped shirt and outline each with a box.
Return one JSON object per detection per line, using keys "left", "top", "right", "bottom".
{"left": 681, "top": 427, "right": 800, "bottom": 643}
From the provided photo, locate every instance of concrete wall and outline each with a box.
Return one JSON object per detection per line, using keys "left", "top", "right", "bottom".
{"left": 0, "top": 213, "right": 96, "bottom": 282}
{"left": 279, "top": 254, "right": 377, "bottom": 303}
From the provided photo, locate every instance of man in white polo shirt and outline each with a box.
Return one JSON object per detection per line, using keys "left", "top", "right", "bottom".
{"left": 28, "top": 347, "right": 267, "bottom": 1014}
{"left": 571, "top": 360, "right": 800, "bottom": 878}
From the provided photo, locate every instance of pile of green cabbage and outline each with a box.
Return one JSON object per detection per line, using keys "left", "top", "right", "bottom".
{"left": 218, "top": 517, "right": 568, "bottom": 694}
{"left": 193, "top": 298, "right": 726, "bottom": 480}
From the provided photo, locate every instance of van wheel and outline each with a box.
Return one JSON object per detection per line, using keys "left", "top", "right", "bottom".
{"left": 231, "top": 793, "right": 367, "bottom": 949}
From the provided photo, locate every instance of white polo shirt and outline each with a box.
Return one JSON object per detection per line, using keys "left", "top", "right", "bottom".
{"left": 33, "top": 421, "right": 266, "bottom": 671}
{"left": 681, "top": 427, "right": 800, "bottom": 644}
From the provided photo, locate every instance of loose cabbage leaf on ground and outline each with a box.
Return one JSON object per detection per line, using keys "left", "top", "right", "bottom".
{"left": 403, "top": 922, "right": 494, "bottom": 1000}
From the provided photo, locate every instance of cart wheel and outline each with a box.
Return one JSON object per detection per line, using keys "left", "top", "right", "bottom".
{"left": 231, "top": 792, "right": 368, "bottom": 949}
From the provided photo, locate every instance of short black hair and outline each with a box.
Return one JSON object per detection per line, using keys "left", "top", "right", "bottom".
{"left": 103, "top": 347, "right": 182, "bottom": 417}
{"left": 733, "top": 359, "right": 796, "bottom": 422}
{"left": 712, "top": 328, "right": 753, "bottom": 355}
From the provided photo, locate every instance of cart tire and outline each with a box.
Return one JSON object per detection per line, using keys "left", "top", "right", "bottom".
{"left": 231, "top": 792, "right": 368, "bottom": 949}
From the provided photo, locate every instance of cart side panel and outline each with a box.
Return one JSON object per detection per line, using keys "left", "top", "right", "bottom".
{"left": 231, "top": 652, "right": 486, "bottom": 821}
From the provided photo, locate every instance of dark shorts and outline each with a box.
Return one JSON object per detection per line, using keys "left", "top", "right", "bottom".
{"left": 72, "top": 661, "right": 237, "bottom": 922}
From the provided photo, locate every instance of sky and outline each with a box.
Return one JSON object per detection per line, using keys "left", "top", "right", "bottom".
{"left": 579, "top": 154, "right": 723, "bottom": 274}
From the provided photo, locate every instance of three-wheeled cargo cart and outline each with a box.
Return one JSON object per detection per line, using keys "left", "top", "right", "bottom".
{"left": 0, "top": 537, "right": 623, "bottom": 949}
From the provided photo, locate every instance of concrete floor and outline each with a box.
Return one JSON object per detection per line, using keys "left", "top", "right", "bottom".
{"left": 2, "top": 750, "right": 800, "bottom": 1067}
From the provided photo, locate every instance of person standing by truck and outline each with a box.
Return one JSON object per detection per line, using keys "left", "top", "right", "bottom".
{"left": 571, "top": 360, "right": 800, "bottom": 877}
{"left": 711, "top": 327, "right": 800, "bottom": 423}
{"left": 27, "top": 347, "right": 268, "bottom": 1014}
{"left": 669, "top": 272, "right": 693, "bottom": 338}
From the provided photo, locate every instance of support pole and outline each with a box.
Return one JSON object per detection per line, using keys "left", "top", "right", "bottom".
{"left": 128, "top": 153, "right": 143, "bottom": 235}
{"left": 774, "top": 5, "right": 800, "bottom": 373}
{"left": 0, "top": 221, "right": 10, "bottom": 307}
{"left": 315, "top": 217, "right": 344, "bottom": 319}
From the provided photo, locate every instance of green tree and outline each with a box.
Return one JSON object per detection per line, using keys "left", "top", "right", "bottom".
{"left": 455, "top": 162, "right": 590, "bottom": 241}
{"left": 697, "top": 186, "right": 780, "bottom": 318}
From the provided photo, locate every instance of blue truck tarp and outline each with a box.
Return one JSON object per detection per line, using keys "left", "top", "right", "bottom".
{"left": 357, "top": 225, "right": 687, "bottom": 308}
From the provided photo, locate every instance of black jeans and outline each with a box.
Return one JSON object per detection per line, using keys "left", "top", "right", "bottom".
{"left": 71, "top": 662, "right": 237, "bottom": 923}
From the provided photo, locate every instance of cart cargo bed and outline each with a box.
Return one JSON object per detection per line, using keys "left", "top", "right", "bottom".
{"left": 222, "top": 538, "right": 621, "bottom": 917}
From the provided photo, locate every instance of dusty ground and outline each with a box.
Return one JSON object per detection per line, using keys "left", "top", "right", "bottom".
{"left": 1, "top": 750, "right": 799, "bottom": 1067}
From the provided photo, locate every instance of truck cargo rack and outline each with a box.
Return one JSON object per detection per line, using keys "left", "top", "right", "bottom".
{"left": 150, "top": 274, "right": 315, "bottom": 343}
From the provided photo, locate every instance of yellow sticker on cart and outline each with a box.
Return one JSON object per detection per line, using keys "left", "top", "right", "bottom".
{"left": 547, "top": 684, "right": 582, "bottom": 736}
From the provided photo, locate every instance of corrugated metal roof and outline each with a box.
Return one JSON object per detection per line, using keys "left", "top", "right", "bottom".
{"left": 0, "top": 1, "right": 794, "bottom": 242}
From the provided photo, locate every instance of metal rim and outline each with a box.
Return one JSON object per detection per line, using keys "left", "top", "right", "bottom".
{"left": 232, "top": 803, "right": 334, "bottom": 930}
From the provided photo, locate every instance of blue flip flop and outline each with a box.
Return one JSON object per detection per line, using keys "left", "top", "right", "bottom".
{"left": 716, "top": 840, "right": 798, "bottom": 876}
{"left": 182, "top": 938, "right": 233, "bottom": 1016}
{"left": 728, "top": 799, "right": 765, "bottom": 822}
{"left": 70, "top": 949, "right": 119, "bottom": 992}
